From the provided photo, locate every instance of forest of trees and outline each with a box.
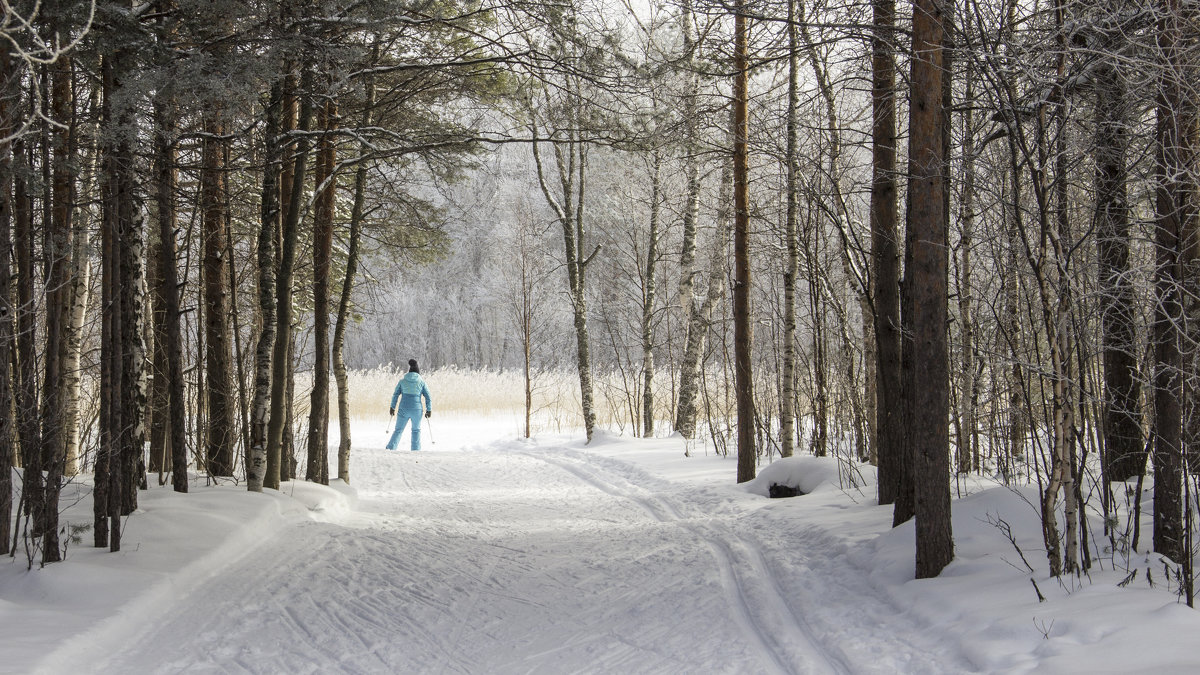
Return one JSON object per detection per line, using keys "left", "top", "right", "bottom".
{"left": 2, "top": 0, "right": 1199, "bottom": 591}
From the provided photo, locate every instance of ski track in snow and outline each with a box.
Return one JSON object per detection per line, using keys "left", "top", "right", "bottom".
{"left": 529, "top": 452, "right": 843, "bottom": 675}
{"left": 96, "top": 443, "right": 975, "bottom": 674}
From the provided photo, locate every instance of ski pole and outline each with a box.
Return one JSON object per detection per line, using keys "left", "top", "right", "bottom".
{"left": 385, "top": 413, "right": 395, "bottom": 435}
{"left": 426, "top": 417, "right": 435, "bottom": 445}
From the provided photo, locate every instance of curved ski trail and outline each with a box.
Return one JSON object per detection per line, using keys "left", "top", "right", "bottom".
{"left": 531, "top": 447, "right": 975, "bottom": 675}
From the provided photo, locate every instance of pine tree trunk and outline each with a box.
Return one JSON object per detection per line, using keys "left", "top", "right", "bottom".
{"left": 806, "top": 217, "right": 827, "bottom": 458}
{"left": 1004, "top": 158, "right": 1027, "bottom": 467}
{"left": 111, "top": 34, "right": 145, "bottom": 530}
{"left": 118, "top": 148, "right": 146, "bottom": 518}
{"left": 99, "top": 45, "right": 141, "bottom": 550}
{"left": 733, "top": 0, "right": 755, "bottom": 483}
{"left": 957, "top": 72, "right": 977, "bottom": 474}
{"left": 0, "top": 46, "right": 16, "bottom": 555}
{"left": 907, "top": 0, "right": 953, "bottom": 577}
{"left": 149, "top": 207, "right": 168, "bottom": 477}
{"left": 37, "top": 46, "right": 76, "bottom": 563}
{"left": 1153, "top": 0, "right": 1186, "bottom": 561}
{"left": 14, "top": 132, "right": 46, "bottom": 551}
{"left": 154, "top": 87, "right": 188, "bottom": 494}
{"left": 1095, "top": 52, "right": 1143, "bottom": 483}
{"left": 201, "top": 111, "right": 235, "bottom": 477}
{"left": 93, "top": 69, "right": 111, "bottom": 543}
{"left": 267, "top": 69, "right": 312, "bottom": 489}
{"left": 1182, "top": 96, "right": 1200, "bottom": 481}
{"left": 306, "top": 95, "right": 336, "bottom": 485}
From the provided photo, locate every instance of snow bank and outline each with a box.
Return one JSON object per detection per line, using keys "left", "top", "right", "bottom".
{"left": 741, "top": 454, "right": 876, "bottom": 497}
{"left": 1, "top": 475, "right": 355, "bottom": 675}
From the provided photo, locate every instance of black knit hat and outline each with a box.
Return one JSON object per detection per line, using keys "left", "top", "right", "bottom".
{"left": 408, "top": 359, "right": 419, "bottom": 373}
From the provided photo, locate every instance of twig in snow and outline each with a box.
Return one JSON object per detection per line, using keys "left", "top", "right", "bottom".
{"left": 985, "top": 512, "right": 1036, "bottom": 573}
{"left": 1031, "top": 578, "right": 1046, "bottom": 603}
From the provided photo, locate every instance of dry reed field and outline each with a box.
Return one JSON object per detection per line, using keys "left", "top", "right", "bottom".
{"left": 329, "top": 366, "right": 693, "bottom": 434}
{"left": 336, "top": 366, "right": 591, "bottom": 433}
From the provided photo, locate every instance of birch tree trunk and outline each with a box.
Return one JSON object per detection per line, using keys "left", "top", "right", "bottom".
{"left": 249, "top": 80, "right": 282, "bottom": 493}
{"left": 63, "top": 210, "right": 90, "bottom": 478}
{"left": 65, "top": 77, "right": 99, "bottom": 479}
{"left": 673, "top": 0, "right": 707, "bottom": 439}
{"left": 641, "top": 149, "right": 661, "bottom": 438}
{"left": 780, "top": 0, "right": 800, "bottom": 458}
{"left": 530, "top": 108, "right": 598, "bottom": 442}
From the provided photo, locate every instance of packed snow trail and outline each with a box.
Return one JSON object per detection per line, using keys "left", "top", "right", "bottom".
{"left": 99, "top": 443, "right": 974, "bottom": 674}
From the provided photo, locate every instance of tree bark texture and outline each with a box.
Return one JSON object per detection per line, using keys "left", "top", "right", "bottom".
{"left": 14, "top": 132, "right": 46, "bottom": 554}
{"left": 62, "top": 198, "right": 90, "bottom": 478}
{"left": 907, "top": 0, "right": 953, "bottom": 577}
{"left": 1095, "top": 57, "right": 1144, "bottom": 483}
{"left": 733, "top": 0, "right": 756, "bottom": 484}
{"left": 641, "top": 149, "right": 661, "bottom": 438}
{"left": 673, "top": 0, "right": 706, "bottom": 440}
{"left": 335, "top": 106, "right": 369, "bottom": 483}
{"left": 41, "top": 51, "right": 72, "bottom": 542}
{"left": 530, "top": 108, "right": 597, "bottom": 442}
{"left": 154, "top": 88, "right": 188, "bottom": 493}
{"left": 0, "top": 46, "right": 16, "bottom": 555}
{"left": 780, "top": 0, "right": 800, "bottom": 459}
{"left": 267, "top": 69, "right": 312, "bottom": 490}
{"left": 250, "top": 81, "right": 282, "bottom": 492}
{"left": 306, "top": 95, "right": 337, "bottom": 485}
{"left": 956, "top": 70, "right": 978, "bottom": 474}
{"left": 1153, "top": 1, "right": 1186, "bottom": 561}
{"left": 202, "top": 113, "right": 235, "bottom": 477}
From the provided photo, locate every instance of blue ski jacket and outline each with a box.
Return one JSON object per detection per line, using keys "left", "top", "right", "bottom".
{"left": 391, "top": 372, "right": 432, "bottom": 413}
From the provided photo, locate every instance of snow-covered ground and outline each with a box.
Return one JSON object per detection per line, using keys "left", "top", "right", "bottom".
{"left": 4, "top": 414, "right": 1200, "bottom": 674}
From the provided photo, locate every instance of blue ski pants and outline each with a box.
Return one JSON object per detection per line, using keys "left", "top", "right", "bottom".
{"left": 386, "top": 410, "right": 423, "bottom": 451}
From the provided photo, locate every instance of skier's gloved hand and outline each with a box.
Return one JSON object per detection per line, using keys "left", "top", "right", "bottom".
{"left": 389, "top": 407, "right": 395, "bottom": 416}
{"left": 425, "top": 410, "right": 432, "bottom": 419}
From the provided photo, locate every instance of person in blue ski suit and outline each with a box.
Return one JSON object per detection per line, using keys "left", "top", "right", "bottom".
{"left": 386, "top": 359, "right": 433, "bottom": 451}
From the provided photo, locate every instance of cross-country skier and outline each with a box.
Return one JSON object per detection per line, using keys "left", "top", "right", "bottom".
{"left": 386, "top": 359, "right": 432, "bottom": 451}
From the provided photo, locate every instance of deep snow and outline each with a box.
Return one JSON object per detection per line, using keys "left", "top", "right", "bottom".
{"left": 3, "top": 415, "right": 1200, "bottom": 674}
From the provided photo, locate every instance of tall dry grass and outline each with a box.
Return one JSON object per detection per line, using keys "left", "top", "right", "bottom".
{"left": 318, "top": 365, "right": 700, "bottom": 435}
